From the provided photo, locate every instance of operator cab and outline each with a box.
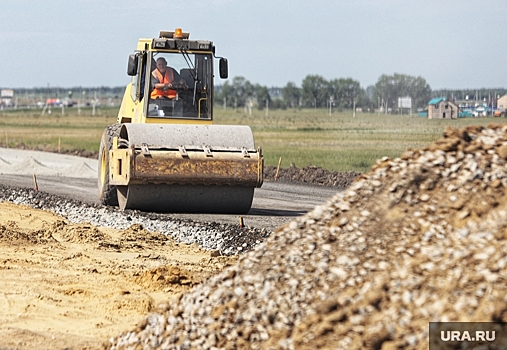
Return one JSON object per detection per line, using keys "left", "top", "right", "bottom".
{"left": 125, "top": 28, "right": 228, "bottom": 121}
{"left": 147, "top": 51, "right": 213, "bottom": 119}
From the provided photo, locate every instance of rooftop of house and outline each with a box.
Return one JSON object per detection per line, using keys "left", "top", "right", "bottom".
{"left": 428, "top": 97, "right": 446, "bottom": 105}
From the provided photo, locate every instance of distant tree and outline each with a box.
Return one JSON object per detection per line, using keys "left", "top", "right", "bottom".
{"left": 373, "top": 73, "right": 431, "bottom": 112}
{"left": 408, "top": 76, "right": 432, "bottom": 109}
{"left": 327, "top": 77, "right": 372, "bottom": 111}
{"left": 301, "top": 75, "right": 329, "bottom": 108}
{"left": 374, "top": 74, "right": 398, "bottom": 113}
{"left": 282, "top": 82, "right": 301, "bottom": 108}
{"left": 270, "top": 98, "right": 287, "bottom": 110}
{"left": 341, "top": 78, "right": 362, "bottom": 109}
{"left": 354, "top": 85, "right": 375, "bottom": 111}
{"left": 329, "top": 78, "right": 362, "bottom": 109}
{"left": 355, "top": 88, "right": 372, "bottom": 110}
{"left": 328, "top": 79, "right": 341, "bottom": 107}
{"left": 231, "top": 76, "right": 254, "bottom": 108}
{"left": 254, "top": 84, "right": 271, "bottom": 110}
{"left": 216, "top": 81, "right": 235, "bottom": 107}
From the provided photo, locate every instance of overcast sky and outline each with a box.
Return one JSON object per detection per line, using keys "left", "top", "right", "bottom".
{"left": 0, "top": 0, "right": 505, "bottom": 90}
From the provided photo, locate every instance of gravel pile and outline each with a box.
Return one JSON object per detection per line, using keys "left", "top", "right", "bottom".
{"left": 0, "top": 186, "right": 270, "bottom": 256}
{"left": 109, "top": 123, "right": 507, "bottom": 349}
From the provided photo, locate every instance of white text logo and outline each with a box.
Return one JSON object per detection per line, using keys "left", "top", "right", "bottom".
{"left": 441, "top": 331, "right": 495, "bottom": 342}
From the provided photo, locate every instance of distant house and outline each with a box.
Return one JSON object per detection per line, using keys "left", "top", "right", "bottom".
{"left": 428, "top": 97, "right": 458, "bottom": 119}
{"left": 498, "top": 94, "right": 507, "bottom": 111}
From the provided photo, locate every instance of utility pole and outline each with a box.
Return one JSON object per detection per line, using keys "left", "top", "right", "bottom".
{"left": 92, "top": 91, "right": 97, "bottom": 116}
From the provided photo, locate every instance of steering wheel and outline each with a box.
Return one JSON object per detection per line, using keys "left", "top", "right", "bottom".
{"left": 170, "top": 82, "right": 188, "bottom": 90}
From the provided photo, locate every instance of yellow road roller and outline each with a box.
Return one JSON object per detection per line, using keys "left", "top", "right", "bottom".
{"left": 98, "top": 28, "right": 263, "bottom": 213}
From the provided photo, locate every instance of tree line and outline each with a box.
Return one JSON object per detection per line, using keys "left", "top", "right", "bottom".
{"left": 215, "top": 73, "right": 432, "bottom": 112}
{"left": 216, "top": 74, "right": 507, "bottom": 112}
{"left": 6, "top": 75, "right": 507, "bottom": 112}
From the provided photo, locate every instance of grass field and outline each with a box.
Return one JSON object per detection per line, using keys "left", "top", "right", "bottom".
{"left": 215, "top": 108, "right": 505, "bottom": 172}
{"left": 0, "top": 107, "right": 116, "bottom": 152}
{"left": 0, "top": 106, "right": 504, "bottom": 172}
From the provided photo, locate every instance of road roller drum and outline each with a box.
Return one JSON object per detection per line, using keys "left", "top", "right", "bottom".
{"left": 106, "top": 124, "right": 262, "bottom": 213}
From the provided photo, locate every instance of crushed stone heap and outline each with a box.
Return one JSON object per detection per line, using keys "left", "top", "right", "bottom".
{"left": 109, "top": 124, "right": 507, "bottom": 349}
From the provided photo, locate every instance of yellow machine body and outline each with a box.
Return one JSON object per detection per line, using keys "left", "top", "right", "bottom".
{"left": 98, "top": 29, "right": 263, "bottom": 214}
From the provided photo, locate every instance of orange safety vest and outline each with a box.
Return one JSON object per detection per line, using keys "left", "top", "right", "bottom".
{"left": 150, "top": 68, "right": 177, "bottom": 99}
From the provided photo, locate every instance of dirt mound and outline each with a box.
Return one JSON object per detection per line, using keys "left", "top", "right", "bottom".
{"left": 106, "top": 292, "right": 155, "bottom": 315}
{"left": 109, "top": 123, "right": 507, "bottom": 349}
{"left": 134, "top": 266, "right": 202, "bottom": 292}
{"left": 51, "top": 220, "right": 110, "bottom": 243}
{"left": 0, "top": 221, "right": 56, "bottom": 245}
{"left": 119, "top": 223, "right": 168, "bottom": 244}
{"left": 133, "top": 255, "right": 239, "bottom": 294}
{"left": 264, "top": 164, "right": 360, "bottom": 187}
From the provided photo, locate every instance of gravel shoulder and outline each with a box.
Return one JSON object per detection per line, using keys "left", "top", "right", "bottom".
{"left": 0, "top": 173, "right": 338, "bottom": 231}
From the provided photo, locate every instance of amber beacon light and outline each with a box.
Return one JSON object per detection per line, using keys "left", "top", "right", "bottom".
{"left": 174, "top": 28, "right": 183, "bottom": 38}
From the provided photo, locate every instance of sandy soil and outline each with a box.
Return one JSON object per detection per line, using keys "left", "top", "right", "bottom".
{"left": 0, "top": 202, "right": 237, "bottom": 350}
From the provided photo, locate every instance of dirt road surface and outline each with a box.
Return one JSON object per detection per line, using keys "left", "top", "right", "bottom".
{"left": 0, "top": 201, "right": 240, "bottom": 349}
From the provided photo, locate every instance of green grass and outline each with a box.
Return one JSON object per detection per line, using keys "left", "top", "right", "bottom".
{"left": 0, "top": 107, "right": 117, "bottom": 151}
{"left": 213, "top": 108, "right": 504, "bottom": 172}
{"left": 0, "top": 106, "right": 503, "bottom": 172}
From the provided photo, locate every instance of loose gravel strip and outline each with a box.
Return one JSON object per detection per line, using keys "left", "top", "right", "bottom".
{"left": 109, "top": 123, "right": 507, "bottom": 349}
{"left": 0, "top": 186, "right": 270, "bottom": 256}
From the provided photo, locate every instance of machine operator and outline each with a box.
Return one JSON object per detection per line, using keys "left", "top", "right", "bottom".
{"left": 150, "top": 57, "right": 187, "bottom": 100}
